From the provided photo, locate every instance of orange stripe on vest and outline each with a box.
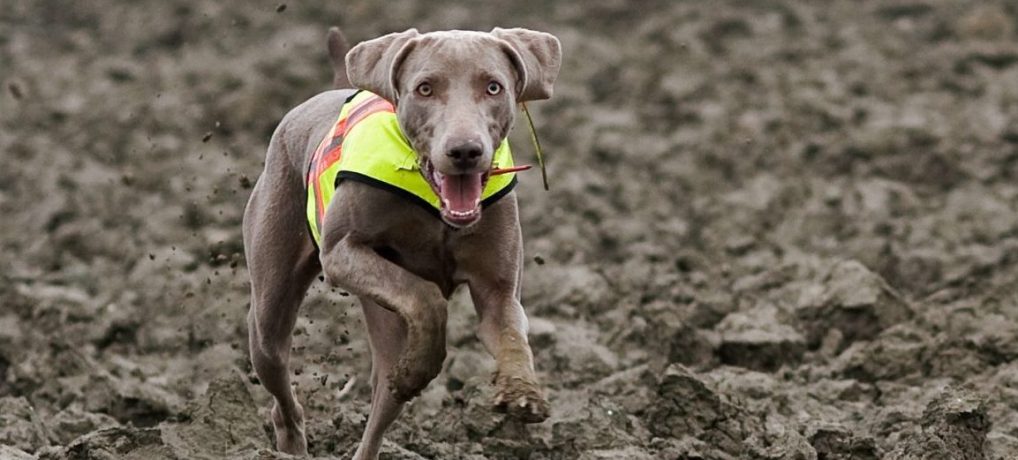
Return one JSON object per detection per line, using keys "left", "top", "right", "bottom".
{"left": 307, "top": 95, "right": 395, "bottom": 228}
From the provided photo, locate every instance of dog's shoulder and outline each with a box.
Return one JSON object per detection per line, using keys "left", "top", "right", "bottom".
{"left": 279, "top": 90, "right": 358, "bottom": 135}
{"left": 269, "top": 90, "right": 358, "bottom": 167}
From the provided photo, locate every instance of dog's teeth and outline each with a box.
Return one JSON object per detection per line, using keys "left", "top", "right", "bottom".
{"left": 446, "top": 209, "right": 479, "bottom": 218}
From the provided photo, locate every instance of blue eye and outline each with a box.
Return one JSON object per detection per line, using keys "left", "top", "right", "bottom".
{"left": 416, "top": 82, "right": 433, "bottom": 97}
{"left": 486, "top": 81, "right": 502, "bottom": 95}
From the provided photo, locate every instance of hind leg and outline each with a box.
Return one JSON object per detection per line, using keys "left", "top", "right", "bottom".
{"left": 244, "top": 169, "right": 320, "bottom": 455}
{"left": 351, "top": 299, "right": 411, "bottom": 460}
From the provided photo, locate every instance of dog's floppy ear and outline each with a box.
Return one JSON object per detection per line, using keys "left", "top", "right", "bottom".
{"left": 491, "top": 28, "right": 562, "bottom": 102}
{"left": 345, "top": 28, "right": 420, "bottom": 103}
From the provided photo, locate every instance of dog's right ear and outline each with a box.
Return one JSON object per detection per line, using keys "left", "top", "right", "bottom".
{"left": 345, "top": 28, "right": 420, "bottom": 104}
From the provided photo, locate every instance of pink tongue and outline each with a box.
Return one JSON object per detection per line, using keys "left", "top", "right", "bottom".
{"left": 440, "top": 173, "right": 483, "bottom": 212}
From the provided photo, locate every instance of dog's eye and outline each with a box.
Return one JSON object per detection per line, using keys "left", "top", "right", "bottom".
{"left": 416, "top": 82, "right": 432, "bottom": 97}
{"left": 486, "top": 81, "right": 502, "bottom": 96}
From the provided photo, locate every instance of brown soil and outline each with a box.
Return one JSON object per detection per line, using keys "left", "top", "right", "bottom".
{"left": 2, "top": 1, "right": 1018, "bottom": 459}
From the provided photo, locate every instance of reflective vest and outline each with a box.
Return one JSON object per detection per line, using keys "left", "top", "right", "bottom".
{"left": 305, "top": 91, "right": 517, "bottom": 246}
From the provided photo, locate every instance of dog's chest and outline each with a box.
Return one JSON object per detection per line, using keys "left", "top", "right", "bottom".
{"left": 371, "top": 219, "right": 467, "bottom": 295}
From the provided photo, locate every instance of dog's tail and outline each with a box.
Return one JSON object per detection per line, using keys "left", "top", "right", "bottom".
{"left": 327, "top": 26, "right": 351, "bottom": 89}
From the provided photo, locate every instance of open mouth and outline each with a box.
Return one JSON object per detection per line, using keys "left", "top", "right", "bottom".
{"left": 422, "top": 159, "right": 489, "bottom": 227}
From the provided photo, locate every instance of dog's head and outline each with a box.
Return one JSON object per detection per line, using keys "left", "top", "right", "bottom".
{"left": 346, "top": 28, "right": 561, "bottom": 228}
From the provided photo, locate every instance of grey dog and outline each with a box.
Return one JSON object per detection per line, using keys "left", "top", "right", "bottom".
{"left": 242, "top": 26, "right": 562, "bottom": 459}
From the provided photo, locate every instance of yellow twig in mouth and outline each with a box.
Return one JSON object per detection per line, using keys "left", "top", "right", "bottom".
{"left": 521, "top": 102, "right": 549, "bottom": 191}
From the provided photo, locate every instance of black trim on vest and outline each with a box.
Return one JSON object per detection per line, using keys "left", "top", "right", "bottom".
{"left": 337, "top": 171, "right": 441, "bottom": 218}
{"left": 481, "top": 175, "right": 518, "bottom": 209}
{"left": 336, "top": 171, "right": 519, "bottom": 223}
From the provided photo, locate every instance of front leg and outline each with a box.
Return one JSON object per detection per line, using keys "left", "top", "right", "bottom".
{"left": 320, "top": 234, "right": 447, "bottom": 401}
{"left": 459, "top": 196, "right": 549, "bottom": 422}
{"left": 470, "top": 284, "right": 549, "bottom": 422}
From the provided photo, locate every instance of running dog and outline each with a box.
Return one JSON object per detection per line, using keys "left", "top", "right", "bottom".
{"left": 242, "top": 26, "right": 561, "bottom": 459}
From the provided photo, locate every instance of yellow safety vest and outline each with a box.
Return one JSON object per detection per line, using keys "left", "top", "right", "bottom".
{"left": 305, "top": 91, "right": 517, "bottom": 246}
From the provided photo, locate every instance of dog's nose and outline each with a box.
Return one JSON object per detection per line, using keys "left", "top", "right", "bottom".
{"left": 446, "top": 142, "right": 483, "bottom": 169}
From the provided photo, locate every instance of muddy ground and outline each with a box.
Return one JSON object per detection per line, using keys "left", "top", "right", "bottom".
{"left": 2, "top": 0, "right": 1018, "bottom": 458}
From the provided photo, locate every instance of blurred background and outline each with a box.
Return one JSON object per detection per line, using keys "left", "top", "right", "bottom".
{"left": 2, "top": 0, "right": 1018, "bottom": 458}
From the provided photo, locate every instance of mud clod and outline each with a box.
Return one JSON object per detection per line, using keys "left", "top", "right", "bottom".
{"left": 6, "top": 80, "right": 25, "bottom": 100}
{"left": 0, "top": 445, "right": 36, "bottom": 460}
{"left": 809, "top": 425, "right": 879, "bottom": 460}
{"left": 647, "top": 364, "right": 760, "bottom": 455}
{"left": 888, "top": 387, "right": 991, "bottom": 460}
{"left": 161, "top": 371, "right": 268, "bottom": 457}
{"left": 0, "top": 397, "right": 50, "bottom": 453}
{"left": 46, "top": 407, "right": 119, "bottom": 445}
{"left": 797, "top": 260, "right": 911, "bottom": 350}
{"left": 717, "top": 303, "right": 805, "bottom": 371}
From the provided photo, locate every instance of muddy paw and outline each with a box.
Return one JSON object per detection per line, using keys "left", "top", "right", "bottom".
{"left": 387, "top": 354, "right": 442, "bottom": 402}
{"left": 270, "top": 403, "right": 308, "bottom": 455}
{"left": 493, "top": 375, "right": 550, "bottom": 423}
{"left": 388, "top": 366, "right": 427, "bottom": 401}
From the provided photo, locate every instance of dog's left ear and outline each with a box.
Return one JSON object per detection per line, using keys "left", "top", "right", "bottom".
{"left": 346, "top": 28, "right": 420, "bottom": 103}
{"left": 491, "top": 28, "right": 562, "bottom": 102}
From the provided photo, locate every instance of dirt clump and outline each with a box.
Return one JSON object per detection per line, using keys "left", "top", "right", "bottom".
{"left": 37, "top": 371, "right": 266, "bottom": 459}
{"left": 888, "top": 386, "right": 991, "bottom": 460}
{"left": 647, "top": 364, "right": 761, "bottom": 457}
{"left": 0, "top": 397, "right": 50, "bottom": 453}
{"left": 796, "top": 260, "right": 912, "bottom": 351}
{"left": 808, "top": 425, "right": 879, "bottom": 460}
